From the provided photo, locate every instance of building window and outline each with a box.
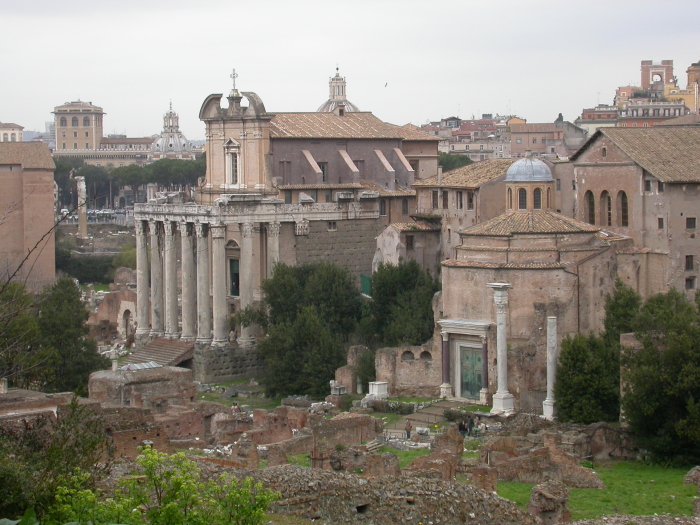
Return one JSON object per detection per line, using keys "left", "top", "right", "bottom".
{"left": 85, "top": 143, "right": 89, "bottom": 148}
{"left": 687, "top": 217, "right": 697, "bottom": 229}
{"left": 686, "top": 277, "right": 696, "bottom": 290}
{"left": 516, "top": 138, "right": 522, "bottom": 144}
{"left": 83, "top": 117, "right": 90, "bottom": 126}
{"left": 686, "top": 255, "right": 694, "bottom": 271}
{"left": 617, "top": 191, "right": 629, "bottom": 227}
{"left": 73, "top": 131, "right": 78, "bottom": 138}
{"left": 585, "top": 190, "right": 595, "bottom": 224}
{"left": 284, "top": 191, "right": 292, "bottom": 204}
{"left": 507, "top": 188, "right": 513, "bottom": 209}
{"left": 602, "top": 147, "right": 607, "bottom": 158}
{"left": 479, "top": 144, "right": 484, "bottom": 151}
{"left": 73, "top": 143, "right": 78, "bottom": 149}
{"left": 658, "top": 181, "right": 664, "bottom": 192}
{"left": 60, "top": 117, "right": 67, "bottom": 127}
{"left": 456, "top": 191, "right": 463, "bottom": 210}
{"left": 532, "top": 138, "right": 537, "bottom": 144}
{"left": 71, "top": 117, "right": 78, "bottom": 126}
{"left": 406, "top": 235, "right": 414, "bottom": 250}
{"left": 379, "top": 199, "right": 387, "bottom": 216}
{"left": 85, "top": 131, "right": 89, "bottom": 138}
{"left": 467, "top": 190, "right": 474, "bottom": 210}
{"left": 601, "top": 191, "right": 612, "bottom": 226}
{"left": 547, "top": 188, "right": 551, "bottom": 208}
{"left": 518, "top": 188, "right": 527, "bottom": 210}
{"left": 556, "top": 179, "right": 561, "bottom": 191}
{"left": 10, "top": 134, "right": 15, "bottom": 142}
{"left": 318, "top": 162, "right": 328, "bottom": 182}
{"left": 658, "top": 217, "right": 664, "bottom": 229}
{"left": 62, "top": 142, "right": 66, "bottom": 149}
{"left": 432, "top": 191, "right": 439, "bottom": 209}
{"left": 402, "top": 198, "right": 409, "bottom": 215}
{"left": 327, "top": 221, "right": 337, "bottom": 231}
{"left": 442, "top": 191, "right": 449, "bottom": 209}
{"left": 325, "top": 190, "right": 332, "bottom": 203}
{"left": 533, "top": 188, "right": 542, "bottom": 210}
{"left": 229, "top": 259, "right": 240, "bottom": 296}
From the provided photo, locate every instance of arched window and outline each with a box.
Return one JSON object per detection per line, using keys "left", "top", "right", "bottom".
{"left": 83, "top": 116, "right": 90, "bottom": 126}
{"left": 10, "top": 134, "right": 16, "bottom": 142}
{"left": 71, "top": 117, "right": 78, "bottom": 127}
{"left": 584, "top": 191, "right": 595, "bottom": 224}
{"left": 600, "top": 191, "right": 612, "bottom": 226}
{"left": 60, "top": 117, "right": 67, "bottom": 127}
{"left": 507, "top": 188, "right": 513, "bottom": 210}
{"left": 533, "top": 188, "right": 542, "bottom": 209}
{"left": 2, "top": 133, "right": 7, "bottom": 141}
{"left": 617, "top": 191, "right": 629, "bottom": 227}
{"left": 401, "top": 351, "right": 414, "bottom": 361}
{"left": 223, "top": 139, "right": 241, "bottom": 186}
{"left": 401, "top": 198, "right": 408, "bottom": 215}
{"left": 546, "top": 188, "right": 551, "bottom": 208}
{"left": 518, "top": 188, "right": 527, "bottom": 210}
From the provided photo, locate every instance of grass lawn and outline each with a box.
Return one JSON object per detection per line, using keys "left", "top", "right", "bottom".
{"left": 378, "top": 445, "right": 430, "bottom": 469}
{"left": 497, "top": 461, "right": 697, "bottom": 520}
{"left": 286, "top": 454, "right": 311, "bottom": 468}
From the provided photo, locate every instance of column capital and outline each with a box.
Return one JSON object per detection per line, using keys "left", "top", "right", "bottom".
{"left": 163, "top": 221, "right": 177, "bottom": 237}
{"left": 267, "top": 221, "right": 280, "bottom": 237}
{"left": 241, "top": 222, "right": 254, "bottom": 238}
{"left": 179, "top": 221, "right": 193, "bottom": 236}
{"left": 194, "top": 222, "right": 209, "bottom": 238}
{"left": 440, "top": 331, "right": 449, "bottom": 342}
{"left": 210, "top": 223, "right": 226, "bottom": 239}
{"left": 134, "top": 220, "right": 148, "bottom": 236}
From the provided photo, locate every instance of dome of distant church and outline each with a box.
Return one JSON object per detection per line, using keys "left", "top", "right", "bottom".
{"left": 505, "top": 157, "right": 552, "bottom": 182}
{"left": 317, "top": 68, "right": 360, "bottom": 113}
{"left": 152, "top": 104, "right": 192, "bottom": 155}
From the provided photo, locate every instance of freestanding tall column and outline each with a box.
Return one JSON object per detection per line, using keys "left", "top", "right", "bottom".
{"left": 543, "top": 316, "right": 558, "bottom": 420}
{"left": 195, "top": 223, "right": 212, "bottom": 344}
{"left": 267, "top": 222, "right": 280, "bottom": 277}
{"left": 238, "top": 222, "right": 255, "bottom": 345}
{"left": 440, "top": 332, "right": 451, "bottom": 398}
{"left": 480, "top": 336, "right": 489, "bottom": 404}
{"left": 163, "top": 221, "right": 179, "bottom": 339}
{"left": 211, "top": 224, "right": 228, "bottom": 346}
{"left": 135, "top": 220, "right": 150, "bottom": 338}
{"left": 179, "top": 222, "right": 196, "bottom": 342}
{"left": 487, "top": 282, "right": 514, "bottom": 415}
{"left": 149, "top": 220, "right": 165, "bottom": 337}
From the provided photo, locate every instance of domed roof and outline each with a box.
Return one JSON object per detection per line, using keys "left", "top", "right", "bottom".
{"left": 505, "top": 157, "right": 552, "bottom": 182}
{"left": 317, "top": 68, "right": 360, "bottom": 113}
{"left": 152, "top": 105, "right": 192, "bottom": 155}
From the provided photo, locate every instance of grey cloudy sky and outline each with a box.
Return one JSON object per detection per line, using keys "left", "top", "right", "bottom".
{"left": 2, "top": 0, "right": 699, "bottom": 140}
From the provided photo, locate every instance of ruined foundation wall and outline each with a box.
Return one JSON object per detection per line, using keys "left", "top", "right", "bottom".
{"left": 193, "top": 343, "right": 265, "bottom": 384}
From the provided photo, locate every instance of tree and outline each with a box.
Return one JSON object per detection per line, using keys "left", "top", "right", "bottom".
{"left": 622, "top": 288, "right": 700, "bottom": 464}
{"left": 370, "top": 260, "right": 439, "bottom": 345}
{"left": 555, "top": 332, "right": 620, "bottom": 424}
{"left": 438, "top": 152, "right": 473, "bottom": 172}
{"left": 603, "top": 278, "right": 642, "bottom": 346}
{"left": 38, "top": 278, "right": 109, "bottom": 394}
{"left": 45, "top": 447, "right": 276, "bottom": 525}
{"left": 0, "top": 398, "right": 112, "bottom": 519}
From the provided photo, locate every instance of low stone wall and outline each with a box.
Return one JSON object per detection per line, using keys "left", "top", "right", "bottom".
{"left": 193, "top": 343, "right": 265, "bottom": 384}
{"left": 201, "top": 465, "right": 539, "bottom": 525}
{"left": 308, "top": 413, "right": 383, "bottom": 447}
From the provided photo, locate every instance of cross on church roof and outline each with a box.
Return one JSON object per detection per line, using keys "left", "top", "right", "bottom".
{"left": 230, "top": 68, "right": 238, "bottom": 90}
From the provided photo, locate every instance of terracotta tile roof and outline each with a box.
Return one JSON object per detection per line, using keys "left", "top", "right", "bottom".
{"left": 572, "top": 127, "right": 700, "bottom": 183}
{"left": 391, "top": 221, "right": 441, "bottom": 232}
{"left": 278, "top": 183, "right": 363, "bottom": 190}
{"left": 0, "top": 142, "right": 55, "bottom": 170}
{"left": 510, "top": 123, "right": 559, "bottom": 133}
{"left": 442, "top": 259, "right": 566, "bottom": 269}
{"left": 101, "top": 137, "right": 154, "bottom": 144}
{"left": 395, "top": 124, "right": 442, "bottom": 141}
{"left": 359, "top": 180, "right": 416, "bottom": 196}
{"left": 656, "top": 114, "right": 700, "bottom": 126}
{"left": 270, "top": 112, "right": 405, "bottom": 139}
{"left": 412, "top": 159, "right": 514, "bottom": 188}
{"left": 459, "top": 210, "right": 600, "bottom": 236}
{"left": 0, "top": 122, "right": 23, "bottom": 129}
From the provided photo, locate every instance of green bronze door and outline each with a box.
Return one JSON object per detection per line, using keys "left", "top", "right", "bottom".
{"left": 459, "top": 344, "right": 483, "bottom": 399}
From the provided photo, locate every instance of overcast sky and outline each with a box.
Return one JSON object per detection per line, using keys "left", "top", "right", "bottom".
{"left": 2, "top": 0, "right": 699, "bottom": 140}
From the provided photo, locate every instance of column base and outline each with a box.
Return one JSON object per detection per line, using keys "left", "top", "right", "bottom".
{"left": 237, "top": 336, "right": 256, "bottom": 347}
{"left": 211, "top": 339, "right": 229, "bottom": 347}
{"left": 196, "top": 337, "right": 213, "bottom": 346}
{"left": 543, "top": 398, "right": 556, "bottom": 420}
{"left": 149, "top": 330, "right": 165, "bottom": 338}
{"left": 180, "top": 335, "right": 196, "bottom": 342}
{"left": 491, "top": 392, "right": 515, "bottom": 415}
{"left": 479, "top": 388, "right": 489, "bottom": 405}
{"left": 439, "top": 383, "right": 452, "bottom": 399}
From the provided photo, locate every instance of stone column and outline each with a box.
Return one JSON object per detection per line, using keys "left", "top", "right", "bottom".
{"left": 543, "top": 316, "right": 557, "bottom": 420}
{"left": 440, "top": 332, "right": 451, "bottom": 398}
{"left": 135, "top": 220, "right": 150, "bottom": 338}
{"left": 487, "top": 282, "right": 514, "bottom": 415}
{"left": 267, "top": 222, "right": 280, "bottom": 277}
{"left": 149, "top": 220, "right": 164, "bottom": 337}
{"left": 238, "top": 222, "right": 255, "bottom": 345}
{"left": 195, "top": 223, "right": 212, "bottom": 344}
{"left": 163, "top": 221, "right": 179, "bottom": 339}
{"left": 179, "top": 222, "right": 196, "bottom": 342}
{"left": 211, "top": 223, "right": 228, "bottom": 346}
{"left": 480, "top": 336, "right": 489, "bottom": 404}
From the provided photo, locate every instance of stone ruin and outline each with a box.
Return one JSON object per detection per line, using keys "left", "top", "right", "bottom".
{"left": 527, "top": 481, "right": 571, "bottom": 524}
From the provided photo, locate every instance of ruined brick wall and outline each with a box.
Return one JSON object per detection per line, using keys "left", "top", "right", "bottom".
{"left": 266, "top": 432, "right": 314, "bottom": 458}
{"left": 155, "top": 407, "right": 204, "bottom": 440}
{"left": 248, "top": 406, "right": 307, "bottom": 445}
{"left": 100, "top": 406, "right": 169, "bottom": 458}
{"left": 0, "top": 389, "right": 74, "bottom": 417}
{"left": 193, "top": 343, "right": 265, "bottom": 384}
{"left": 308, "top": 413, "right": 382, "bottom": 446}
{"left": 375, "top": 345, "right": 441, "bottom": 397}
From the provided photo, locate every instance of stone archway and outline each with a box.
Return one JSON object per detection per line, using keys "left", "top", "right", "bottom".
{"left": 122, "top": 309, "right": 132, "bottom": 339}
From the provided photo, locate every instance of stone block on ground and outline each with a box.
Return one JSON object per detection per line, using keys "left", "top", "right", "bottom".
{"left": 527, "top": 481, "right": 571, "bottom": 524}
{"left": 685, "top": 466, "right": 700, "bottom": 485}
